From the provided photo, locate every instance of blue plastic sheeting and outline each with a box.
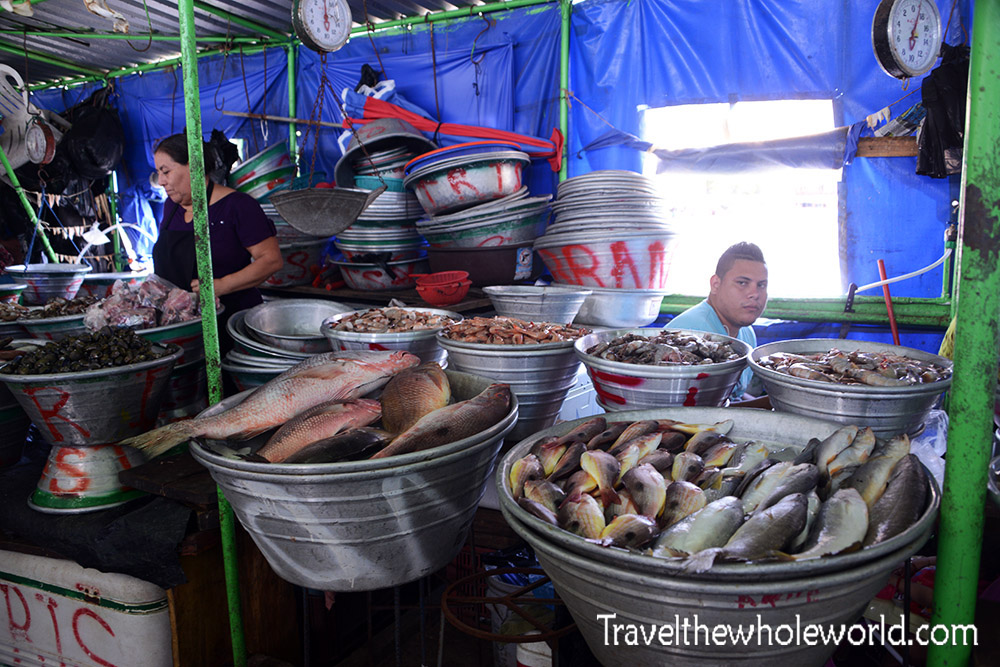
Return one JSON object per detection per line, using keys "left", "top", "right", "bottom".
{"left": 568, "top": 0, "right": 969, "bottom": 300}
{"left": 294, "top": 4, "right": 562, "bottom": 195}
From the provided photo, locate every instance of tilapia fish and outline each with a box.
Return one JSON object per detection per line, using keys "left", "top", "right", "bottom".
{"left": 120, "top": 350, "right": 420, "bottom": 460}
{"left": 371, "top": 383, "right": 511, "bottom": 459}
{"left": 379, "top": 362, "right": 451, "bottom": 434}
{"left": 258, "top": 398, "right": 382, "bottom": 463}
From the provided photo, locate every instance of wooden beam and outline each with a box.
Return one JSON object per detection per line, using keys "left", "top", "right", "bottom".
{"left": 856, "top": 136, "right": 918, "bottom": 157}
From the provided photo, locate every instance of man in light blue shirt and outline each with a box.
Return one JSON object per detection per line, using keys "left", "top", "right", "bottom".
{"left": 666, "top": 242, "right": 768, "bottom": 402}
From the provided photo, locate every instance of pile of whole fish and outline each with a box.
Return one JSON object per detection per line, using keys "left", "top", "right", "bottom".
{"left": 120, "top": 350, "right": 512, "bottom": 464}
{"left": 331, "top": 307, "right": 457, "bottom": 333}
{"left": 442, "top": 316, "right": 588, "bottom": 345}
{"left": 585, "top": 331, "right": 743, "bottom": 366}
{"left": 0, "top": 303, "right": 29, "bottom": 322}
{"left": 757, "top": 348, "right": 950, "bottom": 386}
{"left": 509, "top": 417, "right": 929, "bottom": 572}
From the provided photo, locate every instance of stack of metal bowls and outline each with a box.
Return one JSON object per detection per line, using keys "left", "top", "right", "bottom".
{"left": 483, "top": 285, "right": 591, "bottom": 323}
{"left": 242, "top": 299, "right": 346, "bottom": 354}
{"left": 320, "top": 307, "right": 461, "bottom": 367}
{"left": 334, "top": 227, "right": 426, "bottom": 261}
{"left": 416, "top": 188, "right": 552, "bottom": 249}
{"left": 190, "top": 369, "right": 518, "bottom": 590}
{"left": 20, "top": 311, "right": 89, "bottom": 341}
{"left": 533, "top": 170, "right": 675, "bottom": 325}
{"left": 5, "top": 264, "right": 92, "bottom": 305}
{"left": 554, "top": 282, "right": 668, "bottom": 328}
{"left": 574, "top": 328, "right": 750, "bottom": 410}
{"left": 333, "top": 118, "right": 438, "bottom": 190}
{"left": 496, "top": 407, "right": 941, "bottom": 666}
{"left": 349, "top": 188, "right": 425, "bottom": 228}
{"left": 749, "top": 339, "right": 953, "bottom": 437}
{"left": 230, "top": 141, "right": 295, "bottom": 202}
{"left": 257, "top": 201, "right": 331, "bottom": 288}
{"left": 222, "top": 301, "right": 352, "bottom": 391}
{"left": 437, "top": 333, "right": 582, "bottom": 441}
{"left": 0, "top": 343, "right": 183, "bottom": 512}
{"left": 0, "top": 283, "right": 26, "bottom": 305}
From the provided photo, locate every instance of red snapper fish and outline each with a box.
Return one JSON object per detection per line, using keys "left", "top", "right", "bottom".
{"left": 120, "top": 349, "right": 419, "bottom": 460}
{"left": 257, "top": 398, "right": 383, "bottom": 463}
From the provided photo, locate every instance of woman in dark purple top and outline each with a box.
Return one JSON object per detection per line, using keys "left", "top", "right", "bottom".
{"left": 151, "top": 133, "right": 283, "bottom": 315}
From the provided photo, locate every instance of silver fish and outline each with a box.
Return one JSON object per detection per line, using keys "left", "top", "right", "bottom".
{"left": 661, "top": 480, "right": 707, "bottom": 528}
{"left": 754, "top": 463, "right": 819, "bottom": 513}
{"left": 586, "top": 422, "right": 631, "bottom": 450}
{"left": 842, "top": 442, "right": 911, "bottom": 507}
{"left": 548, "top": 441, "right": 587, "bottom": 481}
{"left": 826, "top": 427, "right": 875, "bottom": 478}
{"left": 518, "top": 497, "right": 559, "bottom": 526}
{"left": 815, "top": 425, "right": 859, "bottom": 477}
{"left": 672, "top": 451, "right": 705, "bottom": 483}
{"left": 863, "top": 455, "right": 928, "bottom": 547}
{"left": 788, "top": 490, "right": 822, "bottom": 552}
{"left": 652, "top": 496, "right": 745, "bottom": 557}
{"left": 622, "top": 464, "right": 667, "bottom": 518}
{"left": 684, "top": 430, "right": 727, "bottom": 456}
{"left": 793, "top": 488, "right": 868, "bottom": 560}
{"left": 280, "top": 426, "right": 392, "bottom": 464}
{"left": 597, "top": 514, "right": 659, "bottom": 549}
{"left": 637, "top": 449, "right": 674, "bottom": 475}
{"left": 608, "top": 420, "right": 659, "bottom": 452}
{"left": 608, "top": 432, "right": 662, "bottom": 460}
{"left": 740, "top": 461, "right": 793, "bottom": 513}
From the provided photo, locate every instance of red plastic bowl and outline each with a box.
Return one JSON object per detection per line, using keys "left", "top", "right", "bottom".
{"left": 416, "top": 279, "right": 472, "bottom": 307}
{"left": 411, "top": 271, "right": 470, "bottom": 286}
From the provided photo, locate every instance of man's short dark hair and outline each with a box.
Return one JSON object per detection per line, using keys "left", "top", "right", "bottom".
{"left": 715, "top": 242, "right": 765, "bottom": 279}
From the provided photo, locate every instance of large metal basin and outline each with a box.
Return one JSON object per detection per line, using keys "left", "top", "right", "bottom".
{"left": 534, "top": 232, "right": 677, "bottom": 289}
{"left": 483, "top": 285, "right": 591, "bottom": 324}
{"left": 243, "top": 299, "right": 350, "bottom": 354}
{"left": 553, "top": 282, "right": 668, "bottom": 328}
{"left": 0, "top": 344, "right": 183, "bottom": 446}
{"left": 574, "top": 328, "right": 750, "bottom": 410}
{"left": 321, "top": 307, "right": 460, "bottom": 367}
{"left": 749, "top": 339, "right": 952, "bottom": 437}
{"left": 496, "top": 407, "right": 939, "bottom": 665}
{"left": 404, "top": 152, "right": 530, "bottom": 216}
{"left": 437, "top": 335, "right": 582, "bottom": 441}
{"left": 5, "top": 264, "right": 92, "bottom": 305}
{"left": 189, "top": 369, "right": 518, "bottom": 591}
{"left": 21, "top": 313, "right": 88, "bottom": 341}
{"left": 264, "top": 238, "right": 330, "bottom": 288}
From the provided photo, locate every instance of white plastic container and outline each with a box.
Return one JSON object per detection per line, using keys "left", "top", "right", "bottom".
{"left": 0, "top": 549, "right": 173, "bottom": 666}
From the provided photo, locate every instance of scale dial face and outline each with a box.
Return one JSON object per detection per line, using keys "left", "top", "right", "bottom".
{"left": 25, "top": 118, "right": 56, "bottom": 164}
{"left": 872, "top": 0, "right": 942, "bottom": 79}
{"left": 292, "top": 0, "right": 352, "bottom": 54}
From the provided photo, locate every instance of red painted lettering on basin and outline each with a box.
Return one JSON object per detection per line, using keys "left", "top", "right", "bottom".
{"left": 72, "top": 608, "right": 119, "bottom": 667}
{"left": 696, "top": 372, "right": 709, "bottom": 379}
{"left": 559, "top": 245, "right": 605, "bottom": 287}
{"left": 683, "top": 386, "right": 698, "bottom": 406}
{"left": 609, "top": 241, "right": 641, "bottom": 289}
{"left": 128, "top": 366, "right": 167, "bottom": 431}
{"left": 1, "top": 583, "right": 30, "bottom": 639}
{"left": 50, "top": 447, "right": 91, "bottom": 494}
{"left": 446, "top": 167, "right": 481, "bottom": 197}
{"left": 589, "top": 368, "right": 644, "bottom": 387}
{"left": 367, "top": 342, "right": 389, "bottom": 351}
{"left": 648, "top": 240, "right": 669, "bottom": 288}
{"left": 23, "top": 387, "right": 90, "bottom": 442}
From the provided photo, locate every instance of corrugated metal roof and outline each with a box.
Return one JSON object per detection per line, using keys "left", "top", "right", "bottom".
{"left": 0, "top": 0, "right": 484, "bottom": 87}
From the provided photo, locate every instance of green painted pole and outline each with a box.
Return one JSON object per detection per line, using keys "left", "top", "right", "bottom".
{"left": 558, "top": 0, "right": 570, "bottom": 183}
{"left": 0, "top": 144, "right": 58, "bottom": 263}
{"left": 107, "top": 178, "right": 122, "bottom": 272}
{"left": 286, "top": 45, "right": 297, "bottom": 164}
{"left": 927, "top": 2, "right": 1000, "bottom": 665}
{"left": 178, "top": 1, "right": 246, "bottom": 666}
{"left": 0, "top": 40, "right": 102, "bottom": 76}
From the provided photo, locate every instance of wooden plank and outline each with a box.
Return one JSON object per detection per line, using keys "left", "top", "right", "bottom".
{"left": 857, "top": 136, "right": 918, "bottom": 157}
{"left": 119, "top": 452, "right": 218, "bottom": 506}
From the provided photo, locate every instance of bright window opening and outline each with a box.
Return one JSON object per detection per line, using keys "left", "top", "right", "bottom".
{"left": 641, "top": 99, "right": 842, "bottom": 298}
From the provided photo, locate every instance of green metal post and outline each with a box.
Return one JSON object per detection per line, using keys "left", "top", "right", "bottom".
{"left": 0, "top": 40, "right": 103, "bottom": 76}
{"left": 927, "top": 2, "right": 1000, "bottom": 665}
{"left": 178, "top": 1, "right": 246, "bottom": 666}
{"left": 558, "top": 0, "right": 570, "bottom": 182}
{"left": 286, "top": 45, "right": 297, "bottom": 164}
{"left": 107, "top": 175, "right": 122, "bottom": 272}
{"left": 348, "top": 0, "right": 553, "bottom": 35}
{"left": 0, "top": 144, "right": 58, "bottom": 263}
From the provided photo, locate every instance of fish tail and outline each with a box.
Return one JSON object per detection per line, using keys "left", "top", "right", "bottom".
{"left": 119, "top": 421, "right": 199, "bottom": 460}
{"left": 682, "top": 547, "right": 722, "bottom": 574}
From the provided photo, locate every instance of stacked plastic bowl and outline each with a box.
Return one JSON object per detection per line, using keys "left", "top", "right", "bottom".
{"left": 533, "top": 170, "right": 676, "bottom": 326}
{"left": 222, "top": 299, "right": 353, "bottom": 392}
{"left": 405, "top": 142, "right": 543, "bottom": 286}
{"left": 230, "top": 141, "right": 295, "bottom": 202}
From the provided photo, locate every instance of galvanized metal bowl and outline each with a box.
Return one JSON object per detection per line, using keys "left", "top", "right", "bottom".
{"left": 418, "top": 208, "right": 549, "bottom": 249}
{"left": 264, "top": 238, "right": 330, "bottom": 288}
{"left": 534, "top": 231, "right": 676, "bottom": 289}
{"left": 189, "top": 369, "right": 518, "bottom": 591}
{"left": 404, "top": 151, "right": 530, "bottom": 216}
{"left": 0, "top": 343, "right": 183, "bottom": 446}
{"left": 5, "top": 264, "right": 93, "bottom": 306}
{"left": 989, "top": 452, "right": 1000, "bottom": 509}
{"left": 483, "top": 285, "right": 592, "bottom": 323}
{"left": 243, "top": 299, "right": 351, "bottom": 354}
{"left": 331, "top": 257, "right": 430, "bottom": 291}
{"left": 226, "top": 310, "right": 313, "bottom": 362}
{"left": 0, "top": 283, "right": 27, "bottom": 305}
{"left": 496, "top": 408, "right": 939, "bottom": 665}
{"left": 553, "top": 282, "right": 668, "bottom": 328}
{"left": 436, "top": 334, "right": 583, "bottom": 442}
{"left": 574, "top": 328, "right": 750, "bottom": 410}
{"left": 320, "top": 307, "right": 461, "bottom": 367}
{"left": 749, "top": 339, "right": 953, "bottom": 437}
{"left": 20, "top": 313, "right": 88, "bottom": 341}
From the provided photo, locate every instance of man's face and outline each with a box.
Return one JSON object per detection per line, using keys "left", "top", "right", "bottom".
{"left": 709, "top": 259, "right": 768, "bottom": 329}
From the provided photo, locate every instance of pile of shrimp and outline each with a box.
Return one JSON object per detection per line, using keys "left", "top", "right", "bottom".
{"left": 442, "top": 316, "right": 589, "bottom": 345}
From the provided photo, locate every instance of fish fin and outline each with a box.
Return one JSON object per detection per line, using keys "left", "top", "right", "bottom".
{"left": 230, "top": 426, "right": 274, "bottom": 441}
{"left": 119, "top": 421, "right": 198, "bottom": 460}
{"left": 600, "top": 487, "right": 621, "bottom": 508}
{"left": 682, "top": 548, "right": 722, "bottom": 574}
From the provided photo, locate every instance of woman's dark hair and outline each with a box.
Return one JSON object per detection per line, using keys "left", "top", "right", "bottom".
{"left": 153, "top": 133, "right": 198, "bottom": 166}
{"left": 154, "top": 132, "right": 234, "bottom": 183}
